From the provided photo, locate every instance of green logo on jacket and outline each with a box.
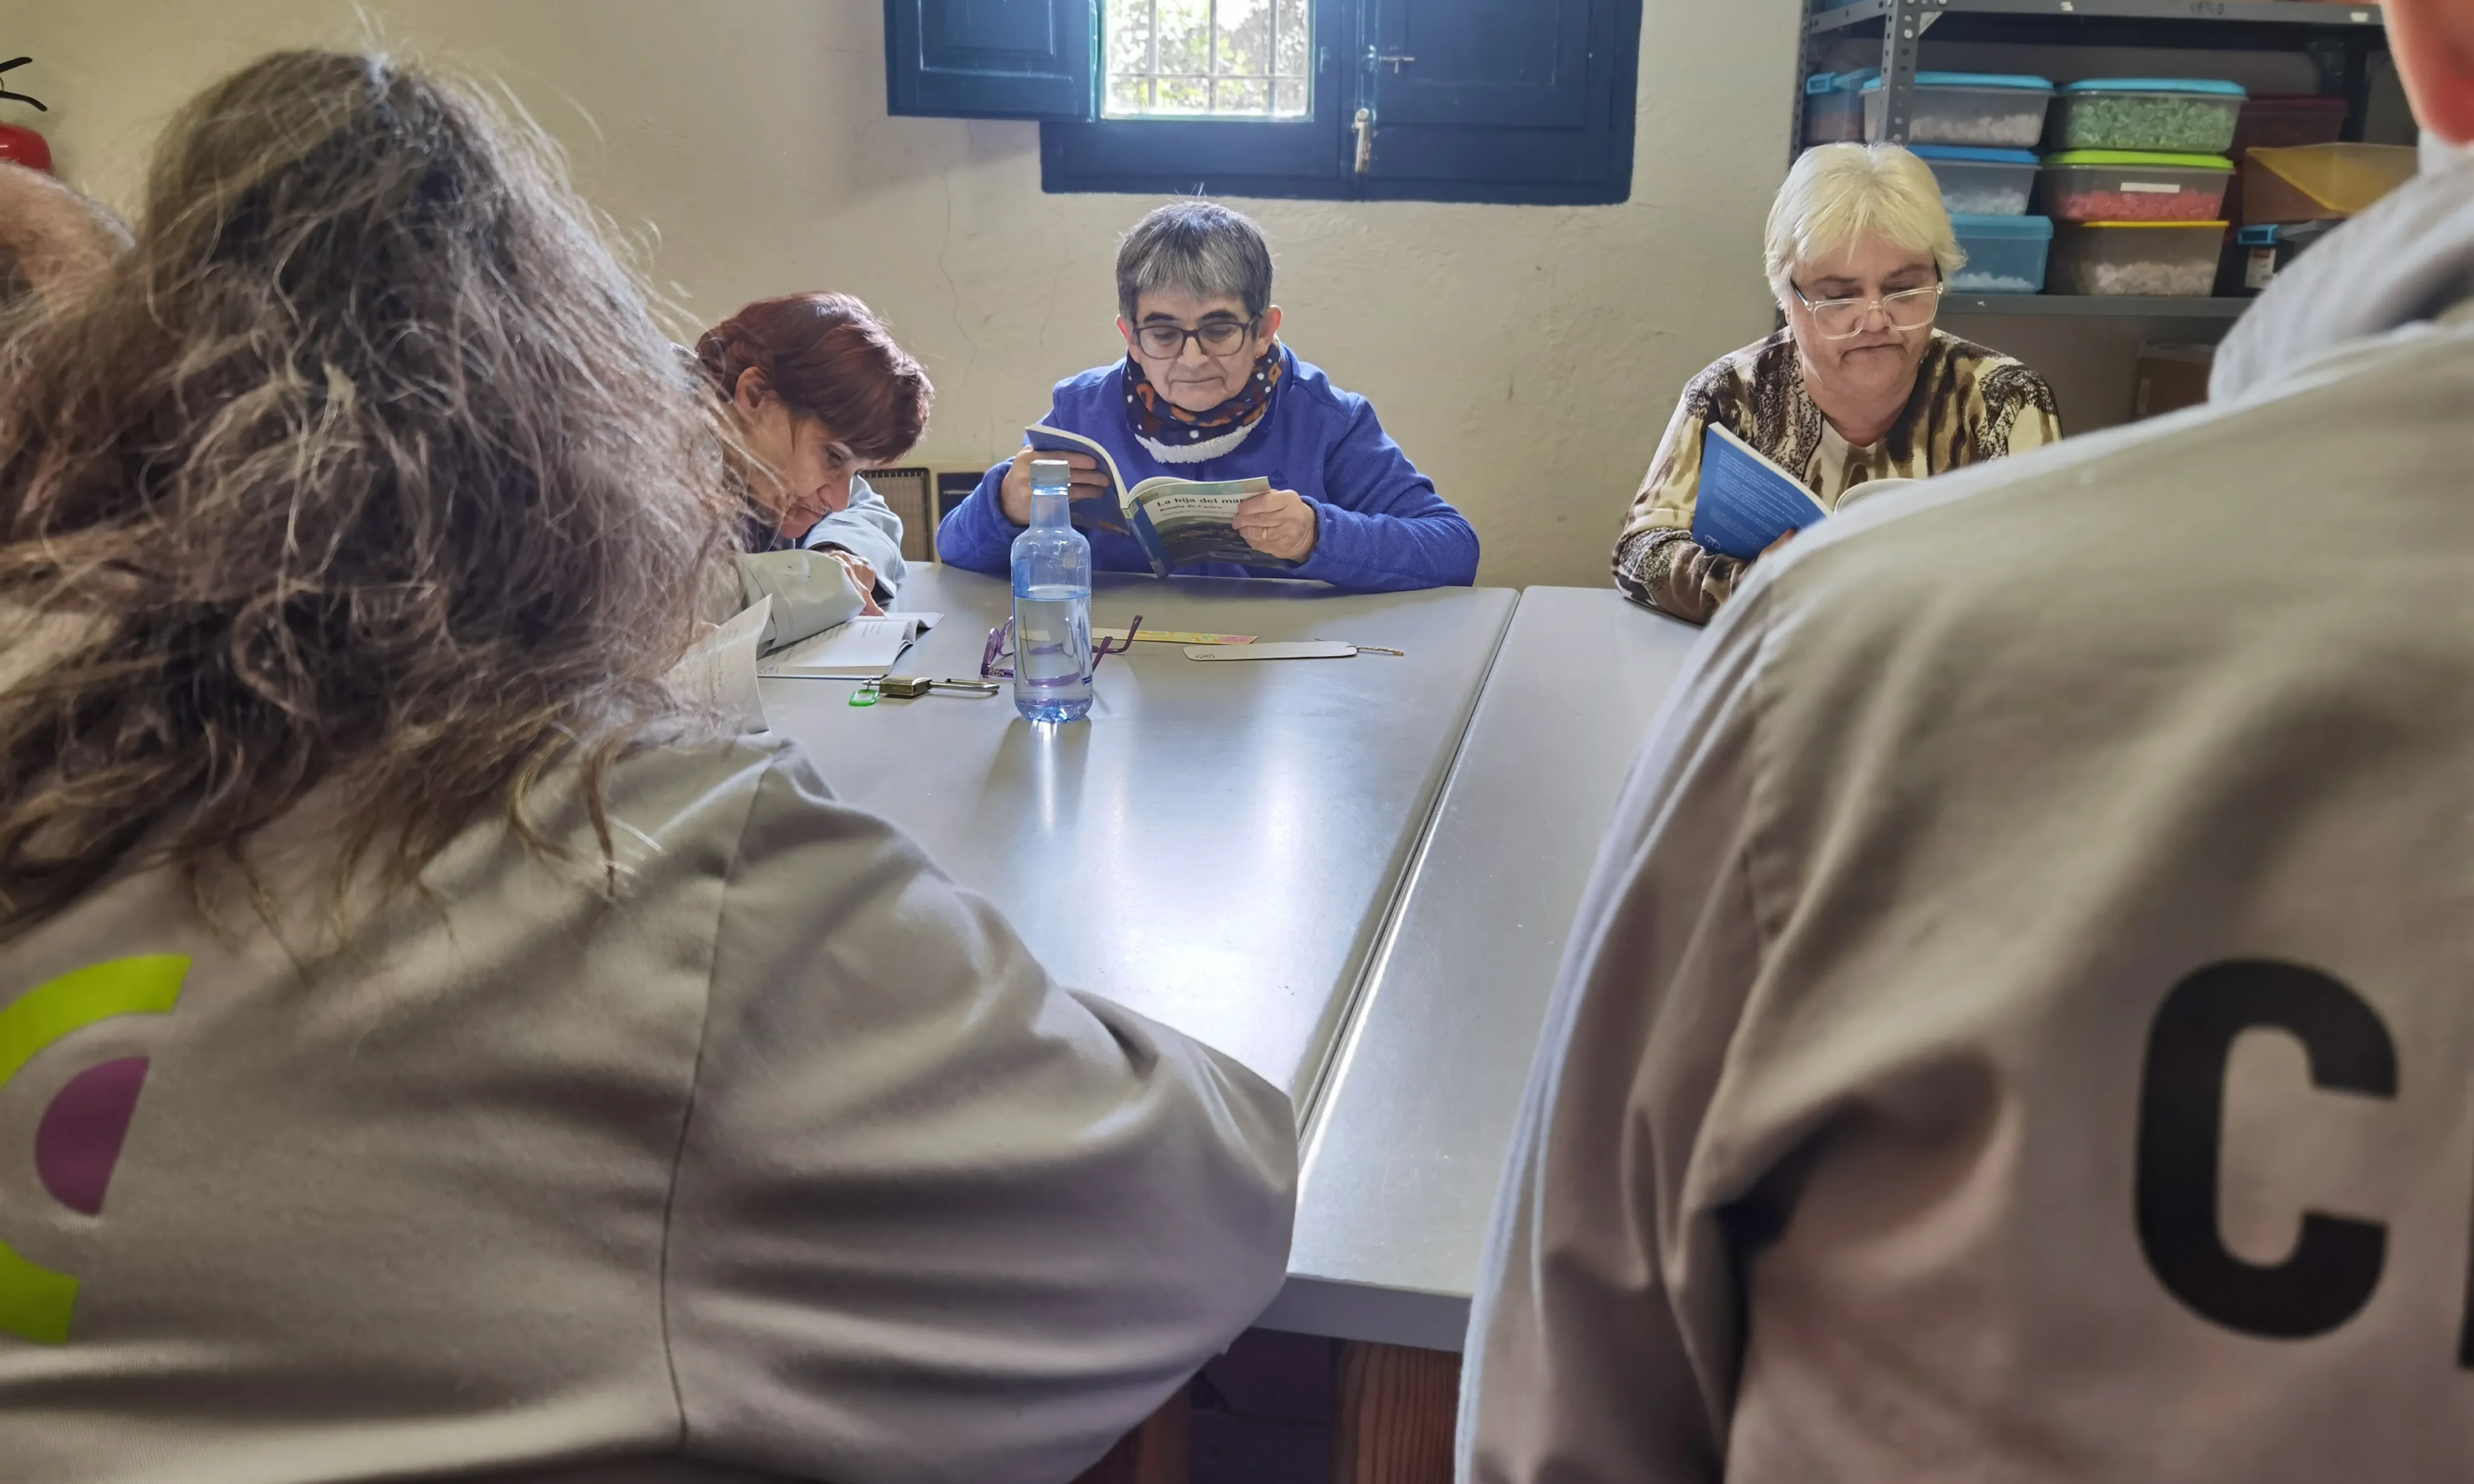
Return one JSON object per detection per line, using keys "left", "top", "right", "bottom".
{"left": 0, "top": 956, "right": 188, "bottom": 1345}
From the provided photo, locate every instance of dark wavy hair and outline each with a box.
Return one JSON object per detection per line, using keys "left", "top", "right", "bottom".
{"left": 695, "top": 292, "right": 933, "bottom": 464}
{"left": 0, "top": 50, "right": 735, "bottom": 936}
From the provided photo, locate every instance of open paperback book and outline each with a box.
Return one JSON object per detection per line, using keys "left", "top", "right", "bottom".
{"left": 1692, "top": 426, "right": 1915, "bottom": 562}
{"left": 1026, "top": 424, "right": 1291, "bottom": 578}
{"left": 757, "top": 612, "right": 941, "bottom": 679}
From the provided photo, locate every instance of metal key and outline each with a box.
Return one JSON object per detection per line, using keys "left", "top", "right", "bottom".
{"left": 877, "top": 676, "right": 1000, "bottom": 699}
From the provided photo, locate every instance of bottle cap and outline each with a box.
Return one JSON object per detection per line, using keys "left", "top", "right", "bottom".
{"left": 1031, "top": 458, "right": 1071, "bottom": 480}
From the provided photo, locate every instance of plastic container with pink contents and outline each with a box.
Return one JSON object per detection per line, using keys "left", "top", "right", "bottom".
{"left": 2230, "top": 95, "right": 2350, "bottom": 155}
{"left": 2042, "top": 151, "right": 2234, "bottom": 222}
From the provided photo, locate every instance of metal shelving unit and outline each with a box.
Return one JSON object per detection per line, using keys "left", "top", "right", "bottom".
{"left": 1941, "top": 293, "right": 2251, "bottom": 316}
{"left": 1801, "top": 0, "right": 2390, "bottom": 320}
{"left": 1813, "top": 0, "right": 2384, "bottom": 33}
{"left": 1811, "top": 0, "right": 2388, "bottom": 147}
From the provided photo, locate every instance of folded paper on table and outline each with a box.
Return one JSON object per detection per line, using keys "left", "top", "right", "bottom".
{"left": 759, "top": 612, "right": 942, "bottom": 679}
{"left": 1184, "top": 641, "right": 1361, "bottom": 661}
{"left": 669, "top": 596, "right": 771, "bottom": 732}
{"left": 1094, "top": 626, "right": 1255, "bottom": 646}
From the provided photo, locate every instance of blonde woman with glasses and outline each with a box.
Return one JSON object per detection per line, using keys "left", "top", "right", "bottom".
{"left": 1614, "top": 143, "right": 2062, "bottom": 623}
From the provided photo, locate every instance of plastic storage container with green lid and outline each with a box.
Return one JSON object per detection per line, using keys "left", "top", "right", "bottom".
{"left": 2053, "top": 79, "right": 2247, "bottom": 154}
{"left": 1861, "top": 71, "right": 2055, "bottom": 149}
{"left": 2042, "top": 151, "right": 2234, "bottom": 222}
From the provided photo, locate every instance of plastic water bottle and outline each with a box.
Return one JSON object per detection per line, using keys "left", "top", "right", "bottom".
{"left": 1010, "top": 458, "right": 1094, "bottom": 724}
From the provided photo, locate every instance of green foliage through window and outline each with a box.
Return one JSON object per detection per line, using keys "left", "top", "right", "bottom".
{"left": 1104, "top": 0, "right": 1313, "bottom": 120}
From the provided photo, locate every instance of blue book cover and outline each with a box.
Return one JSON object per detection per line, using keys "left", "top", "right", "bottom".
{"left": 1691, "top": 423, "right": 1828, "bottom": 562}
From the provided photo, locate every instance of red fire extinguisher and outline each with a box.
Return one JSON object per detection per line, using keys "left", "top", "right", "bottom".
{"left": 0, "top": 57, "right": 54, "bottom": 174}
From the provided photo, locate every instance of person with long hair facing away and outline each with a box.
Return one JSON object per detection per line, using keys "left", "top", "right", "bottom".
{"left": 0, "top": 50, "right": 1293, "bottom": 1483}
{"left": 698, "top": 291, "right": 930, "bottom": 647}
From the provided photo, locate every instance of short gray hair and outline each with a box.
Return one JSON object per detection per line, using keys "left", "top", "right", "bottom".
{"left": 1115, "top": 201, "right": 1274, "bottom": 324}
{"left": 1764, "top": 144, "right": 1964, "bottom": 298}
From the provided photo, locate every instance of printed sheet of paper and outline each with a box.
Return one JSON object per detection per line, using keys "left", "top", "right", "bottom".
{"left": 1183, "top": 640, "right": 1359, "bottom": 661}
{"left": 667, "top": 596, "right": 771, "bottom": 733}
{"left": 1094, "top": 626, "right": 1255, "bottom": 646}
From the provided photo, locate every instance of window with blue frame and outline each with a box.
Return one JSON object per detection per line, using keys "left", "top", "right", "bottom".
{"left": 882, "top": 0, "right": 1640, "bottom": 206}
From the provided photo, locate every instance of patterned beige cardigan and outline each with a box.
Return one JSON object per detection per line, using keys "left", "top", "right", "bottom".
{"left": 1615, "top": 328, "right": 2061, "bottom": 623}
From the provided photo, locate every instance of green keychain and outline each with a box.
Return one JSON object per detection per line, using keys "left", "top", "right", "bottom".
{"left": 849, "top": 682, "right": 879, "bottom": 708}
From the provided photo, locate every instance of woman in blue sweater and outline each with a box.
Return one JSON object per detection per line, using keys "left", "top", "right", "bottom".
{"left": 936, "top": 202, "right": 1478, "bottom": 592}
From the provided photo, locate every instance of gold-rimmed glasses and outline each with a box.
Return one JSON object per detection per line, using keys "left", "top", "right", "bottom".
{"left": 1789, "top": 279, "right": 1944, "bottom": 339}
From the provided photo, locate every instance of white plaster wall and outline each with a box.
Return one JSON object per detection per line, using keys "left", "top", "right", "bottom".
{"left": 12, "top": 0, "right": 1804, "bottom": 589}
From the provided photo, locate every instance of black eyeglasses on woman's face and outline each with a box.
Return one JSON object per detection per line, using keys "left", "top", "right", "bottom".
{"left": 1134, "top": 318, "right": 1259, "bottom": 360}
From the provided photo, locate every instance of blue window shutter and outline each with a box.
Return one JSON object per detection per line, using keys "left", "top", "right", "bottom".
{"left": 885, "top": 0, "right": 1096, "bottom": 120}
{"left": 1356, "top": 0, "right": 1637, "bottom": 204}
{"left": 1370, "top": 0, "right": 1592, "bottom": 129}
{"left": 1034, "top": 0, "right": 1639, "bottom": 205}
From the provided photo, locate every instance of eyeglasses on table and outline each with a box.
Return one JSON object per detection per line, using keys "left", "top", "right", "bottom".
{"left": 981, "top": 614, "right": 1144, "bottom": 681}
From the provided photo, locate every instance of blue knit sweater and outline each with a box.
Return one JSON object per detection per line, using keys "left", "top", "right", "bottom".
{"left": 936, "top": 347, "right": 1479, "bottom": 591}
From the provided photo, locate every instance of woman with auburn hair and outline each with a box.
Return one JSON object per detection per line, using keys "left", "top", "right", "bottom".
{"left": 0, "top": 48, "right": 1293, "bottom": 1484}
{"left": 698, "top": 292, "right": 931, "bottom": 645}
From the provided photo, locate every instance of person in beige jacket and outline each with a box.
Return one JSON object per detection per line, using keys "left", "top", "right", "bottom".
{"left": 0, "top": 50, "right": 1294, "bottom": 1484}
{"left": 1463, "top": 0, "right": 2474, "bottom": 1477}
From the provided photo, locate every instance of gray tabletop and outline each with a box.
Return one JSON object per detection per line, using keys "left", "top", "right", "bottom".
{"left": 1258, "top": 587, "right": 1704, "bottom": 1351}
{"left": 759, "top": 564, "right": 1517, "bottom": 1107}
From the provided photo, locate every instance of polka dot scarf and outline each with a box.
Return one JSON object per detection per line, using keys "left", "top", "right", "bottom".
{"left": 1121, "top": 343, "right": 1286, "bottom": 464}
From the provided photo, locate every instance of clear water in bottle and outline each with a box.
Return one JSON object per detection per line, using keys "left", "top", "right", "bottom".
{"left": 1010, "top": 586, "right": 1093, "bottom": 723}
{"left": 1010, "top": 458, "right": 1096, "bottom": 723}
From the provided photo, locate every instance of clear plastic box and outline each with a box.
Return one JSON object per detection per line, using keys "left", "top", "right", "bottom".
{"left": 2042, "top": 151, "right": 2234, "bottom": 222}
{"left": 2049, "top": 220, "right": 2228, "bottom": 296}
{"left": 1862, "top": 71, "right": 2055, "bottom": 149}
{"left": 1804, "top": 71, "right": 1866, "bottom": 146}
{"left": 1913, "top": 146, "right": 2040, "bottom": 216}
{"left": 2052, "top": 79, "right": 2247, "bottom": 155}
{"left": 1948, "top": 213, "right": 2053, "bottom": 294}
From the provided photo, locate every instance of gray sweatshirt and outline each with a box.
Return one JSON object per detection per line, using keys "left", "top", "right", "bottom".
{"left": 1462, "top": 156, "right": 2474, "bottom": 1482}
{"left": 727, "top": 477, "right": 917, "bottom": 654}
{"left": 0, "top": 735, "right": 1296, "bottom": 1482}
{"left": 803, "top": 477, "right": 910, "bottom": 601}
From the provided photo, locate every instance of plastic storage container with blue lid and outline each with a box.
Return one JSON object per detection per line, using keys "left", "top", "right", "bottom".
{"left": 1803, "top": 70, "right": 1872, "bottom": 144}
{"left": 2054, "top": 78, "right": 2249, "bottom": 154}
{"left": 1947, "top": 212, "right": 2054, "bottom": 294}
{"left": 2061, "top": 79, "right": 2248, "bottom": 96}
{"left": 1910, "top": 145, "right": 2042, "bottom": 216}
{"left": 1861, "top": 71, "right": 2061, "bottom": 92}
{"left": 1859, "top": 71, "right": 2056, "bottom": 150}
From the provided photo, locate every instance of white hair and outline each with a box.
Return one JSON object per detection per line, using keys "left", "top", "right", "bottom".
{"left": 1764, "top": 143, "right": 1964, "bottom": 298}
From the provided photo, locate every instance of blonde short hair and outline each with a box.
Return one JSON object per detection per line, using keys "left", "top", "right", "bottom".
{"left": 1764, "top": 143, "right": 1964, "bottom": 298}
